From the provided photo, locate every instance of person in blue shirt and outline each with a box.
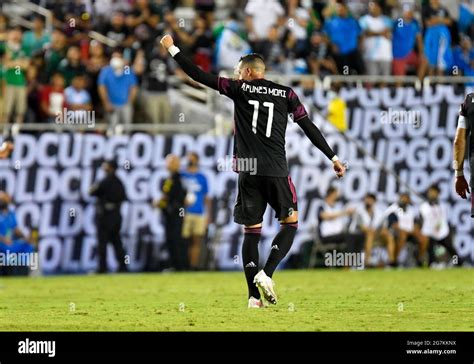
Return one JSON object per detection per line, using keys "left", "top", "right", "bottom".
{"left": 452, "top": 35, "right": 474, "bottom": 77}
{"left": 0, "top": 192, "right": 34, "bottom": 256}
{"left": 323, "top": 2, "right": 364, "bottom": 75}
{"left": 181, "top": 152, "right": 211, "bottom": 270}
{"left": 98, "top": 50, "right": 138, "bottom": 127}
{"left": 392, "top": 7, "right": 427, "bottom": 81}
{"left": 422, "top": 0, "right": 453, "bottom": 75}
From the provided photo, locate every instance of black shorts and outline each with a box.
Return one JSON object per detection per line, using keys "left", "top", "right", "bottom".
{"left": 233, "top": 173, "right": 298, "bottom": 226}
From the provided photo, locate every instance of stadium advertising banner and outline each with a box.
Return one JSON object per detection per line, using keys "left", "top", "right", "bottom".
{"left": 0, "top": 85, "right": 472, "bottom": 273}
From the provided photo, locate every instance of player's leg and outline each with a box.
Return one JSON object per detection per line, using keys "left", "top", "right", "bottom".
{"left": 263, "top": 176, "right": 299, "bottom": 278}
{"left": 243, "top": 222, "right": 263, "bottom": 307}
{"left": 233, "top": 173, "right": 266, "bottom": 307}
{"left": 253, "top": 176, "right": 298, "bottom": 305}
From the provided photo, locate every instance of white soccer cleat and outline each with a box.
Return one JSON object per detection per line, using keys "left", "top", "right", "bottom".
{"left": 253, "top": 270, "right": 278, "bottom": 305}
{"left": 248, "top": 296, "right": 264, "bottom": 308}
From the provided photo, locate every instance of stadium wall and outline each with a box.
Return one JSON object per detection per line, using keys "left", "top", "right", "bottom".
{"left": 0, "top": 85, "right": 472, "bottom": 273}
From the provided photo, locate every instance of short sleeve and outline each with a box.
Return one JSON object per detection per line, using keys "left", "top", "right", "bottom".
{"left": 218, "top": 77, "right": 241, "bottom": 99}
{"left": 287, "top": 88, "right": 308, "bottom": 122}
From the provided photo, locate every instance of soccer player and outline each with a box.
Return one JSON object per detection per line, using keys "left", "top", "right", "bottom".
{"left": 453, "top": 93, "right": 473, "bottom": 216}
{"left": 160, "top": 34, "right": 346, "bottom": 308}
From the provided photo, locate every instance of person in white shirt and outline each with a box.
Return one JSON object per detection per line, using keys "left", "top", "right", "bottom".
{"left": 359, "top": 1, "right": 393, "bottom": 77}
{"left": 349, "top": 193, "right": 395, "bottom": 266}
{"left": 420, "top": 185, "right": 462, "bottom": 266}
{"left": 384, "top": 193, "right": 428, "bottom": 266}
{"left": 318, "top": 187, "right": 355, "bottom": 245}
{"left": 245, "top": 0, "right": 285, "bottom": 54}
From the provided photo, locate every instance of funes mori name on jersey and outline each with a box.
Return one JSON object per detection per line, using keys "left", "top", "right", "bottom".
{"left": 241, "top": 83, "right": 287, "bottom": 98}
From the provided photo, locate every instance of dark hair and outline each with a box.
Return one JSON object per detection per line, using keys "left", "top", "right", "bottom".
{"left": 104, "top": 159, "right": 118, "bottom": 170}
{"left": 365, "top": 193, "right": 376, "bottom": 200}
{"left": 239, "top": 53, "right": 265, "bottom": 68}
{"left": 428, "top": 184, "right": 440, "bottom": 193}
{"left": 189, "top": 151, "right": 199, "bottom": 161}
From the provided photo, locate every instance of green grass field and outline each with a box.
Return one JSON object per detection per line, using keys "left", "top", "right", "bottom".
{"left": 0, "top": 269, "right": 472, "bottom": 331}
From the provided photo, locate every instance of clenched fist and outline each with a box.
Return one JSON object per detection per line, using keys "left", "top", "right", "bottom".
{"left": 160, "top": 34, "right": 174, "bottom": 50}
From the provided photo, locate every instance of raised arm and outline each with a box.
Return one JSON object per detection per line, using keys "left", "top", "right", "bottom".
{"left": 160, "top": 34, "right": 219, "bottom": 90}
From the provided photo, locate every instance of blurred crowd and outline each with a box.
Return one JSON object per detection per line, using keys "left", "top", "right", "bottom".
{"left": 1, "top": 0, "right": 473, "bottom": 125}
{"left": 295, "top": 185, "right": 464, "bottom": 269}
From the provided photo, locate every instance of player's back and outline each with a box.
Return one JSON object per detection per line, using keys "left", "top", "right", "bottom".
{"left": 217, "top": 77, "right": 307, "bottom": 177}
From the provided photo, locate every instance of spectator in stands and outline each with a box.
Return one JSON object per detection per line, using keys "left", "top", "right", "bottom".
{"left": 287, "top": 0, "right": 312, "bottom": 58}
{"left": 0, "top": 14, "right": 8, "bottom": 124}
{"left": 392, "top": 6, "right": 427, "bottom": 81}
{"left": 22, "top": 15, "right": 51, "bottom": 57}
{"left": 308, "top": 30, "right": 338, "bottom": 76}
{"left": 127, "top": 0, "right": 161, "bottom": 29}
{"left": 182, "top": 152, "right": 211, "bottom": 270}
{"left": 245, "top": 0, "right": 285, "bottom": 55}
{"left": 25, "top": 65, "right": 42, "bottom": 123}
{"left": 359, "top": 1, "right": 393, "bottom": 77}
{"left": 458, "top": 0, "right": 474, "bottom": 38}
{"left": 44, "top": 29, "right": 67, "bottom": 79}
{"left": 40, "top": 73, "right": 66, "bottom": 123}
{"left": 2, "top": 27, "right": 29, "bottom": 124}
{"left": 98, "top": 50, "right": 138, "bottom": 127}
{"left": 0, "top": 13, "right": 8, "bottom": 45}
{"left": 85, "top": 40, "right": 108, "bottom": 112}
{"left": 452, "top": 35, "right": 474, "bottom": 77}
{"left": 168, "top": 12, "right": 214, "bottom": 73}
{"left": 214, "top": 13, "right": 252, "bottom": 71}
{"left": 261, "top": 25, "right": 286, "bottom": 72}
{"left": 64, "top": 74, "right": 92, "bottom": 123}
{"left": 0, "top": 191, "right": 35, "bottom": 262}
{"left": 101, "top": 11, "right": 133, "bottom": 49}
{"left": 317, "top": 187, "right": 355, "bottom": 246}
{"left": 323, "top": 1, "right": 364, "bottom": 75}
{"left": 423, "top": 0, "right": 453, "bottom": 75}
{"left": 142, "top": 38, "right": 172, "bottom": 123}
{"left": 384, "top": 193, "right": 427, "bottom": 267}
{"left": 349, "top": 193, "right": 395, "bottom": 267}
{"left": 57, "top": 45, "right": 87, "bottom": 86}
{"left": 195, "top": 0, "right": 216, "bottom": 24}
{"left": 420, "top": 185, "right": 462, "bottom": 267}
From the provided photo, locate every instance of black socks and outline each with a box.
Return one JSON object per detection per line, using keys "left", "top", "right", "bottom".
{"left": 242, "top": 227, "right": 262, "bottom": 299}
{"left": 263, "top": 222, "right": 298, "bottom": 278}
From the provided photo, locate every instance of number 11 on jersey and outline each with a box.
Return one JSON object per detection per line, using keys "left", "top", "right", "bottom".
{"left": 248, "top": 100, "right": 274, "bottom": 138}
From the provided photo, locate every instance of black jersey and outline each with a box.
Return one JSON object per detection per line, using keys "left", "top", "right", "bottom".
{"left": 217, "top": 77, "right": 308, "bottom": 177}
